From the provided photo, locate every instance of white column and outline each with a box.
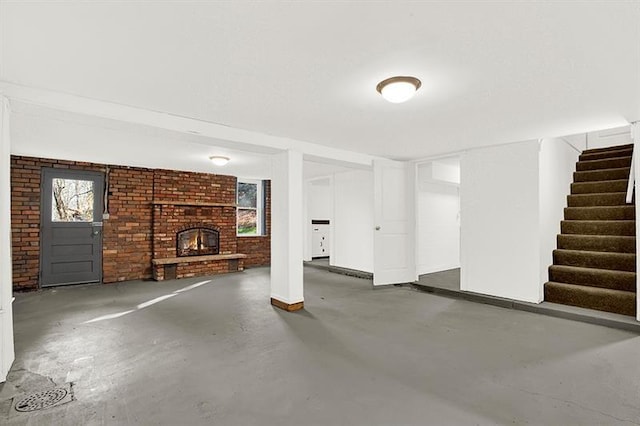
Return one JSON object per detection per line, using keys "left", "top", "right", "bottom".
{"left": 270, "top": 150, "right": 304, "bottom": 311}
{"left": 0, "top": 96, "right": 15, "bottom": 382}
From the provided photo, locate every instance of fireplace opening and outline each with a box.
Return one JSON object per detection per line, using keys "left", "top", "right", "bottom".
{"left": 177, "top": 227, "right": 219, "bottom": 257}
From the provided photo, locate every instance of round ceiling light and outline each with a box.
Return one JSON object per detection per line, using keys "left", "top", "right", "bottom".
{"left": 376, "top": 76, "right": 421, "bottom": 103}
{"left": 209, "top": 156, "right": 230, "bottom": 166}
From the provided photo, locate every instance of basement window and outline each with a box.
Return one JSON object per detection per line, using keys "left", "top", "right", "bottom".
{"left": 237, "top": 180, "right": 265, "bottom": 236}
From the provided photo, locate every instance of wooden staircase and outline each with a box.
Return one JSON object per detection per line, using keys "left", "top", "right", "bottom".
{"left": 544, "top": 143, "right": 637, "bottom": 316}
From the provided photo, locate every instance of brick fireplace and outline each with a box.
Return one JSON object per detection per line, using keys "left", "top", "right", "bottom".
{"left": 150, "top": 171, "right": 247, "bottom": 281}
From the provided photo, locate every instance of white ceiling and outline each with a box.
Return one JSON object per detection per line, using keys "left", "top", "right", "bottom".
{"left": 2, "top": 1, "right": 639, "bottom": 161}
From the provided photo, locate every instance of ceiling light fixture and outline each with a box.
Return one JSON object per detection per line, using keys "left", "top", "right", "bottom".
{"left": 376, "top": 76, "right": 421, "bottom": 103}
{"left": 209, "top": 156, "right": 230, "bottom": 166}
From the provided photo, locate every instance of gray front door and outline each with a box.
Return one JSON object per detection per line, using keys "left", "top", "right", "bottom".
{"left": 41, "top": 168, "right": 104, "bottom": 287}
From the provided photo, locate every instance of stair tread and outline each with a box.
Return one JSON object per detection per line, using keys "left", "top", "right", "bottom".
{"left": 549, "top": 264, "right": 636, "bottom": 276}
{"left": 567, "top": 192, "right": 630, "bottom": 207}
{"left": 558, "top": 234, "right": 636, "bottom": 239}
{"left": 576, "top": 157, "right": 632, "bottom": 172}
{"left": 558, "top": 231, "right": 636, "bottom": 241}
{"left": 579, "top": 155, "right": 632, "bottom": 163}
{"left": 570, "top": 180, "right": 629, "bottom": 195}
{"left": 544, "top": 281, "right": 636, "bottom": 316}
{"left": 560, "top": 220, "right": 636, "bottom": 234}
{"left": 572, "top": 179, "right": 629, "bottom": 184}
{"left": 583, "top": 144, "right": 633, "bottom": 154}
{"left": 549, "top": 265, "right": 636, "bottom": 292}
{"left": 568, "top": 192, "right": 627, "bottom": 196}
{"left": 576, "top": 167, "right": 631, "bottom": 172}
{"left": 574, "top": 167, "right": 631, "bottom": 182}
{"left": 579, "top": 149, "right": 634, "bottom": 161}
{"left": 554, "top": 248, "right": 636, "bottom": 257}
{"left": 561, "top": 219, "right": 636, "bottom": 223}
{"left": 545, "top": 281, "right": 635, "bottom": 295}
{"left": 565, "top": 205, "right": 634, "bottom": 210}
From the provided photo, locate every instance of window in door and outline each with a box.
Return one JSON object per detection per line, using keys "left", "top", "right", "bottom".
{"left": 51, "top": 178, "right": 95, "bottom": 222}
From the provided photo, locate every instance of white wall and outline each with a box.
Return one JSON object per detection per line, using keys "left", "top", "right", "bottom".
{"left": 0, "top": 97, "right": 15, "bottom": 382}
{"left": 539, "top": 138, "right": 580, "bottom": 296}
{"left": 416, "top": 162, "right": 460, "bottom": 275}
{"left": 333, "top": 170, "right": 374, "bottom": 273}
{"left": 460, "top": 140, "right": 542, "bottom": 303}
{"left": 561, "top": 133, "right": 587, "bottom": 152}
{"left": 308, "top": 180, "right": 331, "bottom": 220}
{"left": 586, "top": 125, "right": 631, "bottom": 150}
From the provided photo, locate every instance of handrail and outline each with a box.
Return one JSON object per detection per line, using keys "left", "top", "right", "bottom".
{"left": 628, "top": 124, "right": 639, "bottom": 204}
{"left": 626, "top": 142, "right": 635, "bottom": 203}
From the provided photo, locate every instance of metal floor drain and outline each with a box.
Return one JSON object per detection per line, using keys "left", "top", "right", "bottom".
{"left": 13, "top": 383, "right": 74, "bottom": 412}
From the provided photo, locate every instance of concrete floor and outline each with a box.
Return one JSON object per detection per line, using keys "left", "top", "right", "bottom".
{"left": 417, "top": 268, "right": 461, "bottom": 291}
{"left": 1, "top": 267, "right": 640, "bottom": 425}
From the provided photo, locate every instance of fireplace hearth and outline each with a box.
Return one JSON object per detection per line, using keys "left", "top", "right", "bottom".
{"left": 176, "top": 227, "right": 219, "bottom": 257}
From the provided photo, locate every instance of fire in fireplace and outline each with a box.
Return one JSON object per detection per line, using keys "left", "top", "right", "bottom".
{"left": 176, "top": 227, "right": 219, "bottom": 257}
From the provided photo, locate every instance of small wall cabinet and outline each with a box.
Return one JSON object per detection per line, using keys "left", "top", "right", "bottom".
{"left": 311, "top": 220, "right": 330, "bottom": 258}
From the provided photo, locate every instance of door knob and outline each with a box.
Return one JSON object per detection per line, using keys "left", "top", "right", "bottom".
{"left": 375, "top": 226, "right": 381, "bottom": 231}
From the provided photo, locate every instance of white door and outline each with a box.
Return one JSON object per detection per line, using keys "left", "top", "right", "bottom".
{"left": 373, "top": 159, "right": 416, "bottom": 286}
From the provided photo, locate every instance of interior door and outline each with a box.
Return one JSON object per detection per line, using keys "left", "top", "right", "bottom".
{"left": 41, "top": 168, "right": 104, "bottom": 287}
{"left": 373, "top": 159, "right": 416, "bottom": 286}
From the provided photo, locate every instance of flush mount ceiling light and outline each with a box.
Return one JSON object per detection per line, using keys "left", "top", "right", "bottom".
{"left": 376, "top": 76, "right": 422, "bottom": 103}
{"left": 209, "top": 156, "right": 230, "bottom": 166}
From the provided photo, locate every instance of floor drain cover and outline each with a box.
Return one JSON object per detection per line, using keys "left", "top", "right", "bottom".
{"left": 14, "top": 385, "right": 73, "bottom": 412}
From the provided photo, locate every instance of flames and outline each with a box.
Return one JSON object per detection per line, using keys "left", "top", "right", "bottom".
{"left": 177, "top": 228, "right": 218, "bottom": 256}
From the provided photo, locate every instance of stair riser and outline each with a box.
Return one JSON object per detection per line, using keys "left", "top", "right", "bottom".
{"left": 570, "top": 180, "right": 628, "bottom": 194}
{"left": 579, "top": 149, "right": 633, "bottom": 162}
{"left": 561, "top": 221, "right": 635, "bottom": 236}
{"left": 557, "top": 235, "right": 636, "bottom": 253}
{"left": 544, "top": 283, "right": 636, "bottom": 316}
{"left": 567, "top": 193, "right": 628, "bottom": 207}
{"left": 553, "top": 250, "right": 636, "bottom": 272}
{"left": 573, "top": 168, "right": 631, "bottom": 182}
{"left": 564, "top": 206, "right": 635, "bottom": 220}
{"left": 549, "top": 266, "right": 636, "bottom": 292}
{"left": 576, "top": 157, "right": 632, "bottom": 172}
{"left": 582, "top": 144, "right": 633, "bottom": 155}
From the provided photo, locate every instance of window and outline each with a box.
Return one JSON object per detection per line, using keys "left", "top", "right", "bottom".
{"left": 237, "top": 180, "right": 264, "bottom": 236}
{"left": 51, "top": 178, "right": 94, "bottom": 222}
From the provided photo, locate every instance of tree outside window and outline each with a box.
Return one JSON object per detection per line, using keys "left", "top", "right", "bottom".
{"left": 51, "top": 178, "right": 94, "bottom": 222}
{"left": 237, "top": 180, "right": 263, "bottom": 235}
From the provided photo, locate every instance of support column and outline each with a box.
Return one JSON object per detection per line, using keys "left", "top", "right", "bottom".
{"left": 270, "top": 150, "right": 304, "bottom": 311}
{"left": 0, "top": 96, "right": 15, "bottom": 382}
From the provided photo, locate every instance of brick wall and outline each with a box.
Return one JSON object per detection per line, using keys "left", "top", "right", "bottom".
{"left": 102, "top": 167, "right": 154, "bottom": 283}
{"left": 10, "top": 155, "right": 271, "bottom": 291}
{"left": 153, "top": 169, "right": 236, "bottom": 204}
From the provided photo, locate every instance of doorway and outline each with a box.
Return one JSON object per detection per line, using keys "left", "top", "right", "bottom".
{"left": 40, "top": 168, "right": 104, "bottom": 287}
{"left": 415, "top": 157, "right": 461, "bottom": 290}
